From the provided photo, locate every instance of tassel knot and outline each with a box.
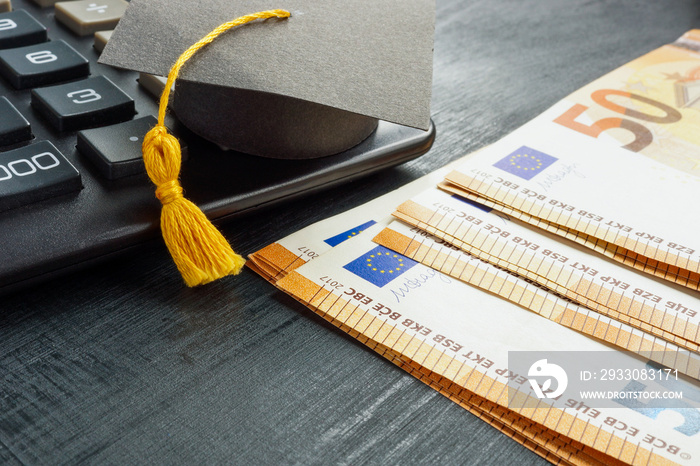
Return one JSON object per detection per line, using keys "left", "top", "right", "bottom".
{"left": 155, "top": 180, "right": 184, "bottom": 205}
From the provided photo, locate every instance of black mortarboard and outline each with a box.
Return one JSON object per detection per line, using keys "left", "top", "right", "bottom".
{"left": 99, "top": 0, "right": 435, "bottom": 158}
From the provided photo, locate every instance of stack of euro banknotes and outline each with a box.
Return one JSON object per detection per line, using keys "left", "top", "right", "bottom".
{"left": 248, "top": 31, "right": 700, "bottom": 465}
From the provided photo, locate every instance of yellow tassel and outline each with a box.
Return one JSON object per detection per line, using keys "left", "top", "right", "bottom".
{"left": 142, "top": 9, "right": 291, "bottom": 286}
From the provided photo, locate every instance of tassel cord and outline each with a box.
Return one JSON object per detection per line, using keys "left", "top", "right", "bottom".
{"left": 141, "top": 9, "right": 291, "bottom": 286}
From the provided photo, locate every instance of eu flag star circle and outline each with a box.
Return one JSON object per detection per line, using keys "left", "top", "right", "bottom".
{"left": 492, "top": 146, "right": 558, "bottom": 180}
{"left": 343, "top": 246, "right": 418, "bottom": 287}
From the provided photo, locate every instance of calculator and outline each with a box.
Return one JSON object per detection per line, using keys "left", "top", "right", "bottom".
{"left": 0, "top": 0, "right": 435, "bottom": 294}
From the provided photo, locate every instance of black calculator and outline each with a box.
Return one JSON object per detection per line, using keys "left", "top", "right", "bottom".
{"left": 0, "top": 0, "right": 434, "bottom": 294}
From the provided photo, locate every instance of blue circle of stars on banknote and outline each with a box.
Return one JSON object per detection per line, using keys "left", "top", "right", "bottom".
{"left": 343, "top": 245, "right": 418, "bottom": 287}
{"left": 509, "top": 153, "right": 543, "bottom": 171}
{"left": 367, "top": 251, "right": 406, "bottom": 274}
{"left": 492, "top": 146, "right": 558, "bottom": 180}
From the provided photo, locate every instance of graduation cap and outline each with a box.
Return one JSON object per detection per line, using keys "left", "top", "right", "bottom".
{"left": 97, "top": 0, "right": 436, "bottom": 286}
{"left": 99, "top": 0, "right": 436, "bottom": 158}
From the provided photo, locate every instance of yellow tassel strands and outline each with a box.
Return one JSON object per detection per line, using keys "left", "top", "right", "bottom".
{"left": 142, "top": 9, "right": 291, "bottom": 286}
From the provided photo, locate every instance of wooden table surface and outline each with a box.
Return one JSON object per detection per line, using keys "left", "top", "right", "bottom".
{"left": 3, "top": 1, "right": 699, "bottom": 464}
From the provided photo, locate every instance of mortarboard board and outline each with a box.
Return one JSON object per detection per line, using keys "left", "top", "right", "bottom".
{"left": 99, "top": 0, "right": 436, "bottom": 158}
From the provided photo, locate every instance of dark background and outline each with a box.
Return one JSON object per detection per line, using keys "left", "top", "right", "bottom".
{"left": 3, "top": 1, "right": 700, "bottom": 464}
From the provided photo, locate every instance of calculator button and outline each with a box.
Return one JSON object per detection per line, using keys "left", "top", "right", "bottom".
{"left": 93, "top": 29, "right": 112, "bottom": 53}
{"left": 138, "top": 72, "right": 168, "bottom": 99}
{"left": 0, "top": 10, "right": 48, "bottom": 49}
{"left": 77, "top": 115, "right": 154, "bottom": 179}
{"left": 0, "top": 140, "right": 82, "bottom": 211}
{"left": 55, "top": 0, "right": 128, "bottom": 37}
{"left": 0, "top": 0, "right": 10, "bottom": 13}
{"left": 77, "top": 116, "right": 188, "bottom": 179}
{"left": 0, "top": 39, "right": 89, "bottom": 89}
{"left": 31, "top": 75, "right": 135, "bottom": 131}
{"left": 0, "top": 96, "right": 32, "bottom": 146}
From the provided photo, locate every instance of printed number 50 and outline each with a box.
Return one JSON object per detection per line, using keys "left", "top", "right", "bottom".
{"left": 553, "top": 89, "right": 681, "bottom": 152}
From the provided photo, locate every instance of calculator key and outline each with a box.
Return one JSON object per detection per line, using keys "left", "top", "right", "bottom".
{"left": 0, "top": 0, "right": 10, "bottom": 13}
{"left": 77, "top": 116, "right": 188, "bottom": 179}
{"left": 93, "top": 29, "right": 112, "bottom": 54}
{"left": 0, "top": 140, "right": 82, "bottom": 211}
{"left": 0, "top": 96, "right": 32, "bottom": 146}
{"left": 55, "top": 0, "right": 127, "bottom": 37}
{"left": 0, "top": 10, "right": 48, "bottom": 49}
{"left": 0, "top": 39, "right": 89, "bottom": 89}
{"left": 77, "top": 115, "right": 154, "bottom": 179}
{"left": 31, "top": 75, "right": 135, "bottom": 131}
{"left": 138, "top": 72, "right": 168, "bottom": 99}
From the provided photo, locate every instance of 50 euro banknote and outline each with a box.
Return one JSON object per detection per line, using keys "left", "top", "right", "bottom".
{"left": 391, "top": 188, "right": 700, "bottom": 353}
{"left": 274, "top": 222, "right": 700, "bottom": 466}
{"left": 373, "top": 217, "right": 700, "bottom": 378}
{"left": 443, "top": 30, "right": 700, "bottom": 289}
{"left": 251, "top": 215, "right": 608, "bottom": 465}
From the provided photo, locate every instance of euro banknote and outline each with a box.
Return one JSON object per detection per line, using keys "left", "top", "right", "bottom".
{"left": 392, "top": 188, "right": 700, "bottom": 352}
{"left": 373, "top": 218, "right": 700, "bottom": 378}
{"left": 275, "top": 222, "right": 700, "bottom": 466}
{"left": 251, "top": 217, "right": 604, "bottom": 465}
{"left": 443, "top": 30, "right": 700, "bottom": 289}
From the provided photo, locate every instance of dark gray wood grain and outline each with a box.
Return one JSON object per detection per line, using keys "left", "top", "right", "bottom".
{"left": 3, "top": 1, "right": 700, "bottom": 464}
